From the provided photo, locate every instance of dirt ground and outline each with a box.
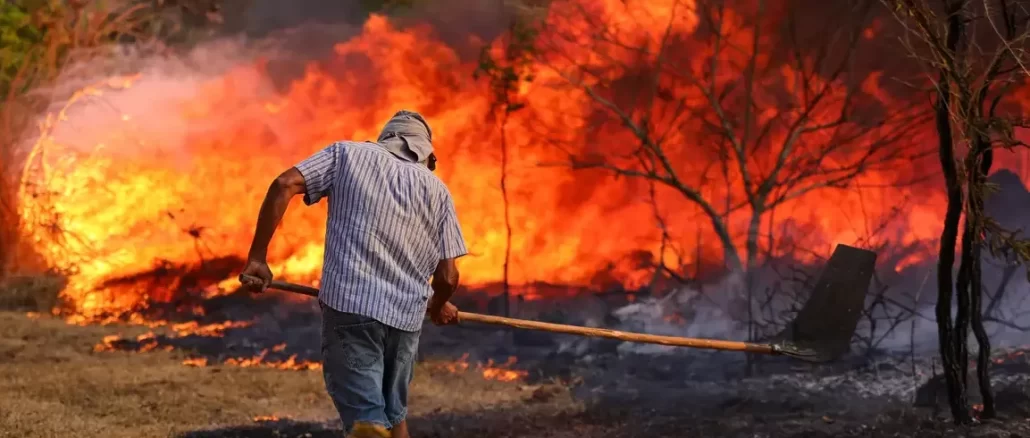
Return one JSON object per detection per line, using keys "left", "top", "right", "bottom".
{"left": 4, "top": 311, "right": 1030, "bottom": 438}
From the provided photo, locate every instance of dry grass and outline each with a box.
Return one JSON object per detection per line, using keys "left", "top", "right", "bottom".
{"left": 0, "top": 311, "right": 580, "bottom": 438}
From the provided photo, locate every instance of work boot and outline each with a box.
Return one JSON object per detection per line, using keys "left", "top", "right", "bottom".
{"left": 347, "top": 421, "right": 391, "bottom": 438}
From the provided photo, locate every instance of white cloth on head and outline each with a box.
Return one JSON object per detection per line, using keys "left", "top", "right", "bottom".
{"left": 376, "top": 110, "right": 434, "bottom": 163}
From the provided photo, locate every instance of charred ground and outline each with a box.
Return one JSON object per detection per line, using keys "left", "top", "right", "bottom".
{"left": 5, "top": 293, "right": 1030, "bottom": 438}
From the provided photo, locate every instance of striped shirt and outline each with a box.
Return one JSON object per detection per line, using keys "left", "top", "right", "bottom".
{"left": 294, "top": 141, "right": 468, "bottom": 332}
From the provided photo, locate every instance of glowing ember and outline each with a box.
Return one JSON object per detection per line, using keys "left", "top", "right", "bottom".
{"left": 182, "top": 357, "right": 209, "bottom": 367}
{"left": 253, "top": 415, "right": 284, "bottom": 422}
{"left": 93, "top": 334, "right": 124, "bottom": 352}
{"left": 86, "top": 315, "right": 327, "bottom": 370}
{"left": 438, "top": 353, "right": 529, "bottom": 382}
{"left": 992, "top": 348, "right": 1028, "bottom": 364}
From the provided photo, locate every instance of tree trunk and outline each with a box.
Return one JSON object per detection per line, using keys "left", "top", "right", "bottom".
{"left": 745, "top": 206, "right": 764, "bottom": 271}
{"left": 703, "top": 210, "right": 742, "bottom": 272}
{"left": 500, "top": 110, "right": 512, "bottom": 319}
{"left": 934, "top": 72, "right": 972, "bottom": 425}
{"left": 968, "top": 134, "right": 996, "bottom": 418}
{"left": 955, "top": 216, "right": 972, "bottom": 401}
{"left": 743, "top": 205, "right": 764, "bottom": 376}
{"left": 934, "top": 0, "right": 972, "bottom": 424}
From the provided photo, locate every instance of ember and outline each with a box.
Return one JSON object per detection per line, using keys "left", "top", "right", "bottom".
{"left": 994, "top": 348, "right": 1028, "bottom": 364}
{"left": 223, "top": 349, "right": 322, "bottom": 371}
{"left": 90, "top": 318, "right": 323, "bottom": 371}
{"left": 439, "top": 353, "right": 529, "bottom": 382}
{"left": 182, "top": 357, "right": 208, "bottom": 367}
{"left": 252, "top": 415, "right": 285, "bottom": 423}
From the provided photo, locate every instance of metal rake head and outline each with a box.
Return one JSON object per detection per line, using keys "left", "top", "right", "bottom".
{"left": 770, "top": 244, "right": 878, "bottom": 363}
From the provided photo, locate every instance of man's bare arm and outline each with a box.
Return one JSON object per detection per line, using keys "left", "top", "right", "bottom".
{"left": 246, "top": 167, "right": 307, "bottom": 262}
{"left": 429, "top": 258, "right": 460, "bottom": 310}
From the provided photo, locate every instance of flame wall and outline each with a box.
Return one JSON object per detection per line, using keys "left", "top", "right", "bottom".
{"left": 15, "top": 0, "right": 1030, "bottom": 317}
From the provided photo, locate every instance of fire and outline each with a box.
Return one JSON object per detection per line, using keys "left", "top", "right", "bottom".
{"left": 92, "top": 319, "right": 253, "bottom": 352}
{"left": 169, "top": 320, "right": 253, "bottom": 337}
{"left": 91, "top": 320, "right": 324, "bottom": 370}
{"left": 253, "top": 415, "right": 284, "bottom": 422}
{"left": 439, "top": 353, "right": 529, "bottom": 382}
{"left": 182, "top": 357, "right": 208, "bottom": 367}
{"left": 223, "top": 349, "right": 323, "bottom": 371}
{"left": 13, "top": 1, "right": 1030, "bottom": 321}
{"left": 992, "top": 348, "right": 1027, "bottom": 364}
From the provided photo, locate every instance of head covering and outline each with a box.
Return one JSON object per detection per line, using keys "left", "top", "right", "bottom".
{"left": 376, "top": 110, "right": 434, "bottom": 164}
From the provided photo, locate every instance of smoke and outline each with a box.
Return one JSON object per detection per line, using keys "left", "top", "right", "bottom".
{"left": 40, "top": 40, "right": 269, "bottom": 160}
{"left": 227, "top": 0, "right": 512, "bottom": 60}
{"left": 29, "top": 0, "right": 515, "bottom": 164}
{"left": 612, "top": 173, "right": 1030, "bottom": 358}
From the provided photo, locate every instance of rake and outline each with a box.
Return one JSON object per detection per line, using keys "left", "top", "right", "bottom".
{"left": 241, "top": 244, "right": 877, "bottom": 363}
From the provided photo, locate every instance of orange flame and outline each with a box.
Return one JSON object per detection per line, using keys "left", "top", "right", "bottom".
{"left": 13, "top": 2, "right": 1030, "bottom": 321}
{"left": 182, "top": 357, "right": 209, "bottom": 367}
{"left": 253, "top": 415, "right": 284, "bottom": 422}
{"left": 438, "top": 353, "right": 529, "bottom": 382}
{"left": 222, "top": 349, "right": 323, "bottom": 371}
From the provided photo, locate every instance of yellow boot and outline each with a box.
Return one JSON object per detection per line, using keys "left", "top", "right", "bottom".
{"left": 347, "top": 421, "right": 391, "bottom": 438}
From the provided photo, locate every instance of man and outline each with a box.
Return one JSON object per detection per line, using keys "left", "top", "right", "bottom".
{"left": 240, "top": 110, "right": 467, "bottom": 438}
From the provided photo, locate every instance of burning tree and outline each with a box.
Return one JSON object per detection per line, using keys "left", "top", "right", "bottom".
{"left": 887, "top": 0, "right": 1030, "bottom": 425}
{"left": 521, "top": 0, "right": 929, "bottom": 273}
{"left": 475, "top": 18, "right": 538, "bottom": 317}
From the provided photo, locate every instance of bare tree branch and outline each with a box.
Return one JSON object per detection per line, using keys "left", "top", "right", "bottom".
{"left": 537, "top": 0, "right": 930, "bottom": 272}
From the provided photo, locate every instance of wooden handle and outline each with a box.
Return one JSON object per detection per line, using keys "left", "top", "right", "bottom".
{"left": 240, "top": 276, "right": 320, "bottom": 297}
{"left": 456, "top": 311, "right": 775, "bottom": 354}
{"left": 241, "top": 276, "right": 776, "bottom": 355}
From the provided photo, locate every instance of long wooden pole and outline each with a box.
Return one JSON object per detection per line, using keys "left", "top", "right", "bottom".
{"left": 243, "top": 277, "right": 778, "bottom": 355}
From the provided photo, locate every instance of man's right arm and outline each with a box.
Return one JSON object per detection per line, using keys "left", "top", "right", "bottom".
{"left": 240, "top": 143, "right": 340, "bottom": 292}
{"left": 428, "top": 189, "right": 467, "bottom": 324}
{"left": 430, "top": 258, "right": 460, "bottom": 311}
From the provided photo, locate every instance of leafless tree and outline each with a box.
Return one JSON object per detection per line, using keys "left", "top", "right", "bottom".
{"left": 529, "top": 0, "right": 929, "bottom": 273}
{"left": 886, "top": 0, "right": 1030, "bottom": 424}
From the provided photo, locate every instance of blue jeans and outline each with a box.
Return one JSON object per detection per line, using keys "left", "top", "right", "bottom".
{"left": 320, "top": 302, "right": 421, "bottom": 432}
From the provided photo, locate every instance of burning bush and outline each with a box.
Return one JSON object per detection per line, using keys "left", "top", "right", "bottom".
{"left": 0, "top": 0, "right": 225, "bottom": 283}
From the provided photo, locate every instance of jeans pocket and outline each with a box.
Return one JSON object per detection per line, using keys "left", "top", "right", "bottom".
{"left": 393, "top": 330, "right": 421, "bottom": 366}
{"left": 341, "top": 342, "right": 381, "bottom": 370}
{"left": 328, "top": 313, "right": 383, "bottom": 371}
